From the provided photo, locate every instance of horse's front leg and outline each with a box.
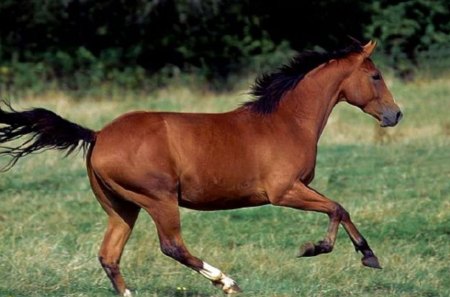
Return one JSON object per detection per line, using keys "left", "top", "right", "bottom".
{"left": 270, "top": 182, "right": 381, "bottom": 269}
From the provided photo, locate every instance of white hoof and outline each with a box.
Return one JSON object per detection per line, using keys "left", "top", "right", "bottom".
{"left": 123, "top": 289, "right": 133, "bottom": 297}
{"left": 200, "top": 262, "right": 242, "bottom": 294}
{"left": 213, "top": 274, "right": 242, "bottom": 294}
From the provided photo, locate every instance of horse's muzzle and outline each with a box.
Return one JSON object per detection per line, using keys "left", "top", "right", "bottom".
{"left": 381, "top": 109, "right": 403, "bottom": 127}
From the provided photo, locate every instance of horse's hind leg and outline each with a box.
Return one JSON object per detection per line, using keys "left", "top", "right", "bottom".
{"left": 141, "top": 195, "right": 242, "bottom": 294}
{"left": 98, "top": 204, "right": 140, "bottom": 296}
{"left": 271, "top": 182, "right": 381, "bottom": 269}
{"left": 88, "top": 171, "right": 140, "bottom": 296}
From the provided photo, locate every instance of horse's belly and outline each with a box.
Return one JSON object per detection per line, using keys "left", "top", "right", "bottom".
{"left": 178, "top": 180, "right": 269, "bottom": 210}
{"left": 178, "top": 194, "right": 269, "bottom": 210}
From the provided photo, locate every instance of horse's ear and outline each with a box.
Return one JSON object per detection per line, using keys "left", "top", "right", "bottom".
{"left": 362, "top": 40, "right": 377, "bottom": 57}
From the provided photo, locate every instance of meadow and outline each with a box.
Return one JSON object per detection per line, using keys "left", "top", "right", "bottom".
{"left": 0, "top": 76, "right": 449, "bottom": 297}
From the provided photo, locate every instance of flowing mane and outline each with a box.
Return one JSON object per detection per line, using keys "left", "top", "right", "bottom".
{"left": 245, "top": 42, "right": 364, "bottom": 114}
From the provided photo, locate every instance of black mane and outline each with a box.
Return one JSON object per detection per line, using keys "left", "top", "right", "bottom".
{"left": 245, "top": 42, "right": 364, "bottom": 114}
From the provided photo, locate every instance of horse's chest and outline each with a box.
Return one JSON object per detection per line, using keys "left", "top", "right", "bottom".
{"left": 297, "top": 158, "right": 316, "bottom": 185}
{"left": 301, "top": 169, "right": 315, "bottom": 185}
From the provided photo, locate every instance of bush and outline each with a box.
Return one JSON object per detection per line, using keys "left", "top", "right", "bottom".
{"left": 366, "top": 0, "right": 450, "bottom": 79}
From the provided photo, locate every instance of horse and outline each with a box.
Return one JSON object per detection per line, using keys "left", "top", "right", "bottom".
{"left": 0, "top": 40, "right": 402, "bottom": 296}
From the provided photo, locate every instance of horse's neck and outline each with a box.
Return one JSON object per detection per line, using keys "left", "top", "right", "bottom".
{"left": 278, "top": 63, "right": 347, "bottom": 141}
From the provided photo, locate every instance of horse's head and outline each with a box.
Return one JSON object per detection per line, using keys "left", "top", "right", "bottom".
{"left": 341, "top": 41, "right": 402, "bottom": 127}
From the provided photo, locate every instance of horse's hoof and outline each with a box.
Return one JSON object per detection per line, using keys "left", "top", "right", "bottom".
{"left": 298, "top": 242, "right": 316, "bottom": 257}
{"left": 223, "top": 283, "right": 242, "bottom": 294}
{"left": 362, "top": 255, "right": 382, "bottom": 269}
{"left": 212, "top": 275, "right": 242, "bottom": 294}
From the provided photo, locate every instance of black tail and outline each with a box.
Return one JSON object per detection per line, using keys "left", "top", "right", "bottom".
{"left": 0, "top": 102, "right": 96, "bottom": 171}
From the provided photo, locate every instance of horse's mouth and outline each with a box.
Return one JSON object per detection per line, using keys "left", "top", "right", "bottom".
{"left": 380, "top": 121, "right": 396, "bottom": 127}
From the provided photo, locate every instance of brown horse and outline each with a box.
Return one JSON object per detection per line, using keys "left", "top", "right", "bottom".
{"left": 0, "top": 40, "right": 401, "bottom": 296}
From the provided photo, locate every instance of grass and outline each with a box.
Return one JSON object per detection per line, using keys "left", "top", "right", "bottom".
{"left": 0, "top": 76, "right": 449, "bottom": 297}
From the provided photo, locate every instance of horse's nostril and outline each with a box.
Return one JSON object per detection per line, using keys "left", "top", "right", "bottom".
{"left": 396, "top": 111, "right": 403, "bottom": 122}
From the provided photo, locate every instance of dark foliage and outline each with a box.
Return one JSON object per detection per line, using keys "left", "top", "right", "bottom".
{"left": 0, "top": 0, "right": 449, "bottom": 92}
{"left": 0, "top": 0, "right": 369, "bottom": 91}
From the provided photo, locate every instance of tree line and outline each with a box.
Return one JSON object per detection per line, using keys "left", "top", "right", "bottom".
{"left": 0, "top": 0, "right": 449, "bottom": 94}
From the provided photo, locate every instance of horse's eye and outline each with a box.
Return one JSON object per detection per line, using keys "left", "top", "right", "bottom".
{"left": 372, "top": 73, "right": 381, "bottom": 80}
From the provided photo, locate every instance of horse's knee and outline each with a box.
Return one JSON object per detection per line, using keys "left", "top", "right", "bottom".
{"left": 340, "top": 205, "right": 350, "bottom": 221}
{"left": 330, "top": 203, "right": 350, "bottom": 221}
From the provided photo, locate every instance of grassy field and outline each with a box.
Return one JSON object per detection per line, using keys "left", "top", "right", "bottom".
{"left": 0, "top": 76, "right": 449, "bottom": 297}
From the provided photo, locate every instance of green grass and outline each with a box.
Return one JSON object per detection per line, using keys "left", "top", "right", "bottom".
{"left": 0, "top": 77, "right": 449, "bottom": 297}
